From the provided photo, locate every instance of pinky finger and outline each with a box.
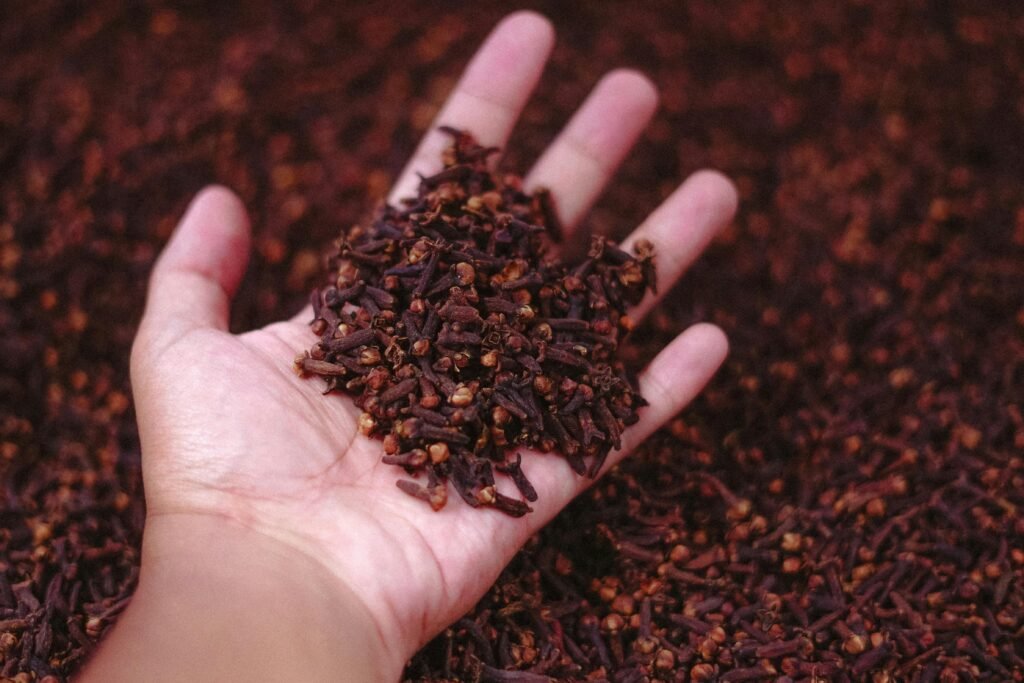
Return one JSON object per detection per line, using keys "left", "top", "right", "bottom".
{"left": 497, "top": 322, "right": 728, "bottom": 538}
{"left": 600, "top": 323, "right": 729, "bottom": 474}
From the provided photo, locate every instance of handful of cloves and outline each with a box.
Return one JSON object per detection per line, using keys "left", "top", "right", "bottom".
{"left": 296, "top": 128, "right": 655, "bottom": 515}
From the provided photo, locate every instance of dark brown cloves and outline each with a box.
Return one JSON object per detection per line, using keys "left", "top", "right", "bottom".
{"left": 298, "top": 130, "right": 654, "bottom": 515}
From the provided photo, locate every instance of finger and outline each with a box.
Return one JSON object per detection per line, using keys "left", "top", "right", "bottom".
{"left": 622, "top": 170, "right": 738, "bottom": 320}
{"left": 524, "top": 70, "right": 659, "bottom": 237}
{"left": 518, "top": 322, "right": 729, "bottom": 527}
{"left": 388, "top": 11, "right": 555, "bottom": 204}
{"left": 615, "top": 322, "right": 729, "bottom": 459}
{"left": 141, "top": 185, "right": 251, "bottom": 339}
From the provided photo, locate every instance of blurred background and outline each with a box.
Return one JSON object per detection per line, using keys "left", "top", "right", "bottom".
{"left": 1, "top": 1, "right": 1022, "bottom": 680}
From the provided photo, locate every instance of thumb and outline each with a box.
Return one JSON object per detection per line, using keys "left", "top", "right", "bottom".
{"left": 139, "top": 185, "right": 251, "bottom": 345}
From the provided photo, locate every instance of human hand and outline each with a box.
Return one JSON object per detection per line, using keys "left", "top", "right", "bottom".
{"left": 83, "top": 11, "right": 737, "bottom": 682}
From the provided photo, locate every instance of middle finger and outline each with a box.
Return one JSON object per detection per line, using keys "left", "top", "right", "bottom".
{"left": 524, "top": 69, "right": 659, "bottom": 242}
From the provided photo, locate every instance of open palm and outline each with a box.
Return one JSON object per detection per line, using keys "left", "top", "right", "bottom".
{"left": 129, "top": 12, "right": 737, "bottom": 678}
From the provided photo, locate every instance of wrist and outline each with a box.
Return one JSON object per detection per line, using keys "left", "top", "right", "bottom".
{"left": 83, "top": 511, "right": 399, "bottom": 682}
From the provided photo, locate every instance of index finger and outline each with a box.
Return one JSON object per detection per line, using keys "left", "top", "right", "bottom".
{"left": 289, "top": 12, "right": 555, "bottom": 326}
{"left": 387, "top": 12, "right": 555, "bottom": 205}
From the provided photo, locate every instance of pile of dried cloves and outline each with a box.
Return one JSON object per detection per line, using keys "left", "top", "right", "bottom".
{"left": 296, "top": 128, "right": 655, "bottom": 516}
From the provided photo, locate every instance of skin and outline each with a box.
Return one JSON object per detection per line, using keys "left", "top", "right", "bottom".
{"left": 80, "top": 11, "right": 738, "bottom": 683}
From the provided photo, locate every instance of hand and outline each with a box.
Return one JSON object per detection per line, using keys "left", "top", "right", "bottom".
{"left": 82, "top": 11, "right": 737, "bottom": 682}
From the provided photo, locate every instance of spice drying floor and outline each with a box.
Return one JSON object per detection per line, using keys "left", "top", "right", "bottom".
{"left": 1, "top": 1, "right": 1022, "bottom": 680}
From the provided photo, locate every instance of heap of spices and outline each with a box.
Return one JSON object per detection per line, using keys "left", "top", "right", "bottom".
{"left": 295, "top": 128, "right": 655, "bottom": 516}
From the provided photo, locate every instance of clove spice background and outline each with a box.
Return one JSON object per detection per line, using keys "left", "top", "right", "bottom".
{"left": 1, "top": 1, "right": 1022, "bottom": 681}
